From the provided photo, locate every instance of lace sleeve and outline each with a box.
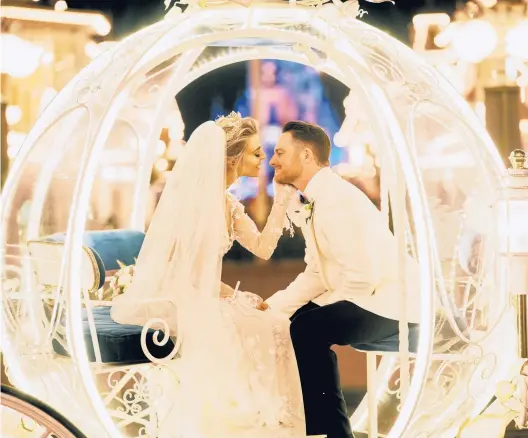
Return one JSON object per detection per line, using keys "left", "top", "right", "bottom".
{"left": 231, "top": 197, "right": 290, "bottom": 260}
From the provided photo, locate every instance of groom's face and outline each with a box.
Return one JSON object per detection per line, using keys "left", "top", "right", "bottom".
{"left": 270, "top": 132, "right": 303, "bottom": 184}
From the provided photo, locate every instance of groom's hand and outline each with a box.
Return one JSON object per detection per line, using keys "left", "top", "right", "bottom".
{"left": 256, "top": 301, "right": 269, "bottom": 311}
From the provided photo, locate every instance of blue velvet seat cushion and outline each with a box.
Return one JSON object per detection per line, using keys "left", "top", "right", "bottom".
{"left": 46, "top": 230, "right": 146, "bottom": 290}
{"left": 52, "top": 306, "right": 175, "bottom": 364}
{"left": 352, "top": 324, "right": 420, "bottom": 353}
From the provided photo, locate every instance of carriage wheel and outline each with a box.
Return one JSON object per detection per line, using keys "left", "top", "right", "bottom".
{"left": 1, "top": 384, "right": 88, "bottom": 438}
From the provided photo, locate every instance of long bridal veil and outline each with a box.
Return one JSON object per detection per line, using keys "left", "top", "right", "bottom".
{"left": 111, "top": 121, "right": 226, "bottom": 329}
{"left": 111, "top": 121, "right": 246, "bottom": 436}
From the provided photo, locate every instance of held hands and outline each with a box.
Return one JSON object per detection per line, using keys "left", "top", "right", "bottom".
{"left": 273, "top": 180, "right": 297, "bottom": 206}
{"left": 221, "top": 282, "right": 268, "bottom": 311}
{"left": 241, "top": 291, "right": 269, "bottom": 311}
{"left": 238, "top": 291, "right": 269, "bottom": 311}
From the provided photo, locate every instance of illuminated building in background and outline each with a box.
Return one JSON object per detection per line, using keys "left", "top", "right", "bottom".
{"left": 411, "top": 0, "right": 528, "bottom": 158}
{"left": 210, "top": 60, "right": 344, "bottom": 201}
{"left": 1, "top": 5, "right": 111, "bottom": 180}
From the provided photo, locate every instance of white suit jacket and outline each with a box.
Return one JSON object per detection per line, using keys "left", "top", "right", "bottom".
{"left": 266, "top": 167, "right": 421, "bottom": 324}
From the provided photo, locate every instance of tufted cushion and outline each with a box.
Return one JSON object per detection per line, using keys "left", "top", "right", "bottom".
{"left": 352, "top": 324, "right": 420, "bottom": 353}
{"left": 52, "top": 306, "right": 176, "bottom": 363}
{"left": 46, "top": 230, "right": 146, "bottom": 290}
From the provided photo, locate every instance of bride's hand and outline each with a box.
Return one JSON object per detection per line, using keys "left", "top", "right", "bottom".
{"left": 273, "top": 180, "right": 296, "bottom": 206}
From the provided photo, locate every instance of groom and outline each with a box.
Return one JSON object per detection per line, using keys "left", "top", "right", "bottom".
{"left": 266, "top": 121, "right": 421, "bottom": 438}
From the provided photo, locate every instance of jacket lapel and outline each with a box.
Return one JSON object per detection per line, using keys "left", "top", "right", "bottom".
{"left": 300, "top": 168, "right": 335, "bottom": 291}
{"left": 306, "top": 208, "right": 331, "bottom": 291}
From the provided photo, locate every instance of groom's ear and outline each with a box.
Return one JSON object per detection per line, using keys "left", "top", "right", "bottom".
{"left": 302, "top": 147, "right": 314, "bottom": 162}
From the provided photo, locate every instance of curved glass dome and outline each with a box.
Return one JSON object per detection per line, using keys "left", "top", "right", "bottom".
{"left": 1, "top": 4, "right": 516, "bottom": 438}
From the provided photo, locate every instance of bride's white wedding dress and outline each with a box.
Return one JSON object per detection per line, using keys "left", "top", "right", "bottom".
{"left": 110, "top": 121, "right": 305, "bottom": 438}
{"left": 202, "top": 193, "right": 305, "bottom": 438}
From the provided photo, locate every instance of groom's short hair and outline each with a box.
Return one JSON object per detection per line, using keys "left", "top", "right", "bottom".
{"left": 283, "top": 121, "right": 331, "bottom": 166}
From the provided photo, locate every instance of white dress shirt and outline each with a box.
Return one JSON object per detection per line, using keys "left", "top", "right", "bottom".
{"left": 266, "top": 167, "right": 421, "bottom": 323}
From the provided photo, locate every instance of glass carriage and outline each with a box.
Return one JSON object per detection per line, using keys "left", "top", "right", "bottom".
{"left": 1, "top": 1, "right": 521, "bottom": 437}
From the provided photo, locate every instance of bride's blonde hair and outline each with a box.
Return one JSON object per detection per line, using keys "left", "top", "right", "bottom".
{"left": 215, "top": 112, "right": 258, "bottom": 171}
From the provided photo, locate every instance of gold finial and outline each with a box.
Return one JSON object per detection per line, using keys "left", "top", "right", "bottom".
{"left": 509, "top": 149, "right": 527, "bottom": 170}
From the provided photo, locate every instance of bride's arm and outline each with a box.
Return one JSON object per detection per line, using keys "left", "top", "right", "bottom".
{"left": 220, "top": 282, "right": 235, "bottom": 298}
{"left": 230, "top": 184, "right": 296, "bottom": 260}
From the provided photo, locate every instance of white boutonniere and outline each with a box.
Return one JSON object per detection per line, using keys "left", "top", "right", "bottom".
{"left": 286, "top": 196, "right": 315, "bottom": 230}
{"left": 303, "top": 200, "right": 315, "bottom": 224}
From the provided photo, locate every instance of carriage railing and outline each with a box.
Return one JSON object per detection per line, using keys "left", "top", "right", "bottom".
{"left": 20, "top": 233, "right": 182, "bottom": 437}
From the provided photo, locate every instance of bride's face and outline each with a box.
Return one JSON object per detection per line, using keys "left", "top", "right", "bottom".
{"left": 237, "top": 134, "right": 266, "bottom": 178}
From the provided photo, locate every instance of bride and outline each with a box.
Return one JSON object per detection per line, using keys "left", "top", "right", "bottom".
{"left": 111, "top": 112, "right": 305, "bottom": 438}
